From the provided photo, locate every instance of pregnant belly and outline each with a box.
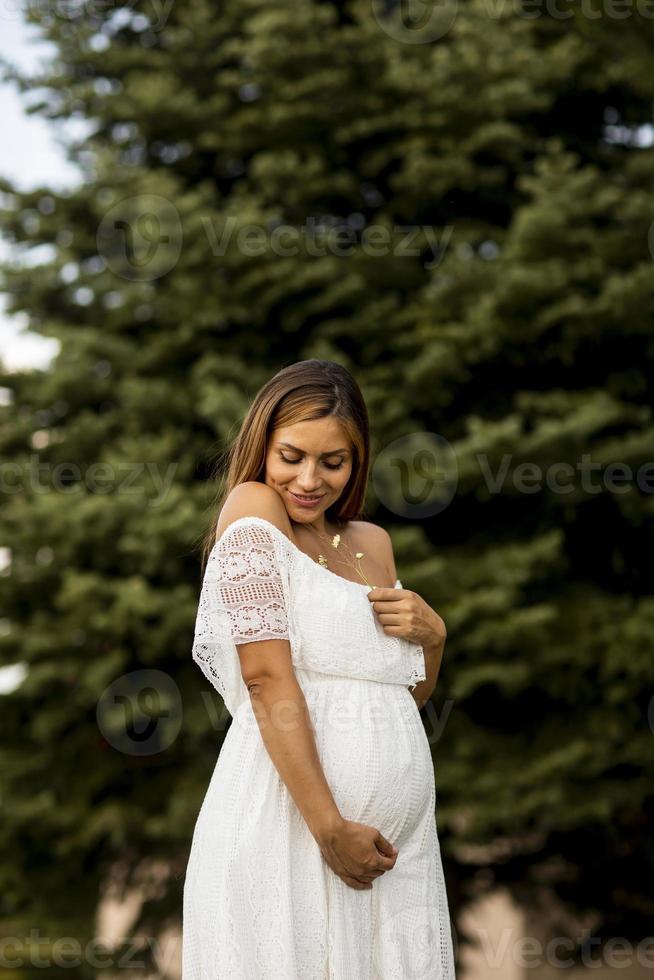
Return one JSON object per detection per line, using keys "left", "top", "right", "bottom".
{"left": 298, "top": 669, "right": 435, "bottom": 846}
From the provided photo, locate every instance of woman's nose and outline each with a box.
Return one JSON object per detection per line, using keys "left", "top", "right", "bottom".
{"left": 297, "top": 464, "right": 321, "bottom": 489}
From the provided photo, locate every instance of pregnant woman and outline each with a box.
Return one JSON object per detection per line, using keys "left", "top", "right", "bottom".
{"left": 183, "top": 359, "right": 456, "bottom": 979}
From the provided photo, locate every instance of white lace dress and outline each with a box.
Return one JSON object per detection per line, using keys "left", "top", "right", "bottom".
{"left": 182, "top": 515, "right": 456, "bottom": 980}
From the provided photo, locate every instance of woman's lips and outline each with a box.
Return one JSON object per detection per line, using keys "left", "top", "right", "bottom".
{"left": 288, "top": 491, "right": 324, "bottom": 507}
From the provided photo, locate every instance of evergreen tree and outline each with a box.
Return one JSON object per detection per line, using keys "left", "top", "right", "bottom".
{"left": 1, "top": 0, "right": 653, "bottom": 969}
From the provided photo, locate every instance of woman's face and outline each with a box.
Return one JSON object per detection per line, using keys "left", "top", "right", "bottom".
{"left": 264, "top": 417, "right": 354, "bottom": 523}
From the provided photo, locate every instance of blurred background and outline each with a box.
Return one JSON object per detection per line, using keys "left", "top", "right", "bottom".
{"left": 1, "top": 1, "right": 653, "bottom": 978}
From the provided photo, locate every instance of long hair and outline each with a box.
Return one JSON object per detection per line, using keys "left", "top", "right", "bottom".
{"left": 199, "top": 359, "right": 371, "bottom": 572}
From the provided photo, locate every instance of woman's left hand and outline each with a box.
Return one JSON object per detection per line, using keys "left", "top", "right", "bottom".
{"left": 366, "top": 586, "right": 446, "bottom": 650}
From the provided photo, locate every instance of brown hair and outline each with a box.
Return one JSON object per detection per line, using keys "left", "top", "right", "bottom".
{"left": 199, "top": 359, "right": 371, "bottom": 572}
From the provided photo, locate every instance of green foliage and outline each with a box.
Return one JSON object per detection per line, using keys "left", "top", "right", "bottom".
{"left": 1, "top": 0, "right": 654, "bottom": 962}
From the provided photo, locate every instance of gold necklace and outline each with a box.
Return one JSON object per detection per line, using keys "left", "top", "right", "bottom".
{"left": 303, "top": 521, "right": 376, "bottom": 589}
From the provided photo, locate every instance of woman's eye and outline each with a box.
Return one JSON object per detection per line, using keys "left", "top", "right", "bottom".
{"left": 280, "top": 454, "right": 343, "bottom": 470}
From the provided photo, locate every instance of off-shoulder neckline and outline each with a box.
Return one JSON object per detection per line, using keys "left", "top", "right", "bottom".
{"left": 214, "top": 514, "right": 401, "bottom": 593}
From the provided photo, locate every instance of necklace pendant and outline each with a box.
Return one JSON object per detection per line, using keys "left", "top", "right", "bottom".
{"left": 306, "top": 523, "right": 373, "bottom": 586}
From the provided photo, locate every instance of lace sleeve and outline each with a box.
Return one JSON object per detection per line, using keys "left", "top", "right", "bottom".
{"left": 216, "top": 521, "right": 290, "bottom": 644}
{"left": 192, "top": 518, "right": 293, "bottom": 717}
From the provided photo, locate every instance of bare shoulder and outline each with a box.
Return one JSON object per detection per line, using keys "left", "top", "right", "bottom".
{"left": 348, "top": 520, "right": 396, "bottom": 579}
{"left": 216, "top": 481, "right": 293, "bottom": 543}
{"left": 349, "top": 519, "right": 392, "bottom": 545}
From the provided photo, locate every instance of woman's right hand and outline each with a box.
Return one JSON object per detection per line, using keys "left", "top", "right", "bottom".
{"left": 316, "top": 816, "right": 399, "bottom": 890}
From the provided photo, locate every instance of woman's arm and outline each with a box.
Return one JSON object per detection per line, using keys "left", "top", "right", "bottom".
{"left": 238, "top": 638, "right": 343, "bottom": 845}
{"left": 217, "top": 481, "right": 344, "bottom": 844}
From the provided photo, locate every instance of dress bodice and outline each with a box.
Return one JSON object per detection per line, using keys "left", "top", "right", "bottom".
{"left": 192, "top": 515, "right": 426, "bottom": 716}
